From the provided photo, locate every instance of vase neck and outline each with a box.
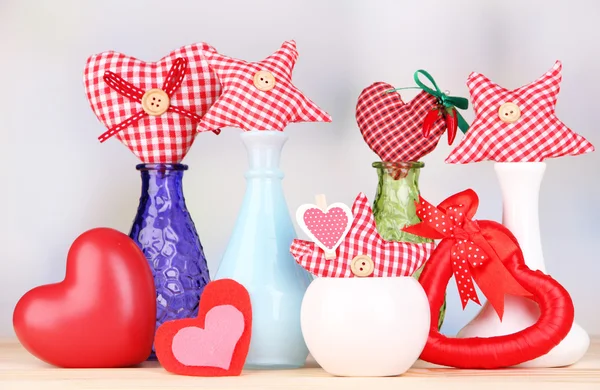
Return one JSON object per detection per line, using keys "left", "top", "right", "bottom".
{"left": 494, "top": 162, "right": 546, "bottom": 272}
{"left": 241, "top": 132, "right": 287, "bottom": 179}
{"left": 138, "top": 164, "right": 186, "bottom": 200}
{"left": 372, "top": 163, "right": 431, "bottom": 243}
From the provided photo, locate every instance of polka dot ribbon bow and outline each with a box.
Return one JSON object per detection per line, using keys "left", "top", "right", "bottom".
{"left": 403, "top": 190, "right": 531, "bottom": 319}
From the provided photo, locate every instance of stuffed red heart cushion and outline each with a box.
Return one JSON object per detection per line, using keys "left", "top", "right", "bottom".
{"left": 356, "top": 82, "right": 446, "bottom": 162}
{"left": 155, "top": 279, "right": 252, "bottom": 376}
{"left": 13, "top": 228, "right": 156, "bottom": 368}
{"left": 403, "top": 190, "right": 574, "bottom": 369}
{"left": 84, "top": 43, "right": 221, "bottom": 163}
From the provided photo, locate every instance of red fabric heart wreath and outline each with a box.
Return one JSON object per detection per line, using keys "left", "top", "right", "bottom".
{"left": 403, "top": 190, "right": 574, "bottom": 368}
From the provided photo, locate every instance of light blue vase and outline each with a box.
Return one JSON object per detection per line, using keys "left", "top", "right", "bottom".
{"left": 215, "top": 131, "right": 311, "bottom": 369}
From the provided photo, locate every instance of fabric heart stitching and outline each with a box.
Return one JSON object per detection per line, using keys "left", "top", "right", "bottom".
{"left": 98, "top": 58, "right": 218, "bottom": 143}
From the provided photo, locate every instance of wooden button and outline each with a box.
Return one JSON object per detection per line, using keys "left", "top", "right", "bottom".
{"left": 350, "top": 255, "right": 374, "bottom": 277}
{"left": 498, "top": 102, "right": 521, "bottom": 123}
{"left": 141, "top": 88, "right": 170, "bottom": 116}
{"left": 253, "top": 71, "right": 276, "bottom": 92}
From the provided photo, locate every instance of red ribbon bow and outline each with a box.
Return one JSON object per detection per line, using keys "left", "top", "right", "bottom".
{"left": 404, "top": 190, "right": 531, "bottom": 319}
{"left": 98, "top": 57, "right": 218, "bottom": 143}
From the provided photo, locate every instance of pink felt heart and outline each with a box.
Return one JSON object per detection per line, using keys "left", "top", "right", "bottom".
{"left": 83, "top": 43, "right": 221, "bottom": 164}
{"left": 356, "top": 82, "right": 446, "bottom": 162}
{"left": 171, "top": 305, "right": 244, "bottom": 370}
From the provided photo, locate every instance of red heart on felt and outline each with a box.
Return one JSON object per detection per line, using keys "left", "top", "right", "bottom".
{"left": 409, "top": 191, "right": 574, "bottom": 369}
{"left": 356, "top": 82, "right": 446, "bottom": 162}
{"left": 83, "top": 43, "right": 221, "bottom": 164}
{"left": 13, "top": 228, "right": 156, "bottom": 368}
{"left": 155, "top": 279, "right": 252, "bottom": 376}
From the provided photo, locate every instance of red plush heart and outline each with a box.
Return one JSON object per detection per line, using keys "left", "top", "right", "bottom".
{"left": 83, "top": 43, "right": 221, "bottom": 164}
{"left": 356, "top": 82, "right": 446, "bottom": 162}
{"left": 155, "top": 279, "right": 252, "bottom": 376}
{"left": 405, "top": 191, "right": 574, "bottom": 368}
{"left": 13, "top": 228, "right": 156, "bottom": 368}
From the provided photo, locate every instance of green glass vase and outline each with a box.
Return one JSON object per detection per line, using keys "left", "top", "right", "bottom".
{"left": 372, "top": 161, "right": 446, "bottom": 329}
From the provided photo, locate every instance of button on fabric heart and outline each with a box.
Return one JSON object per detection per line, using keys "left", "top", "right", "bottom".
{"left": 253, "top": 71, "right": 276, "bottom": 92}
{"left": 83, "top": 43, "right": 221, "bottom": 164}
{"left": 498, "top": 102, "right": 521, "bottom": 123}
{"left": 350, "top": 255, "right": 374, "bottom": 277}
{"left": 142, "top": 89, "right": 170, "bottom": 116}
{"left": 356, "top": 82, "right": 446, "bottom": 162}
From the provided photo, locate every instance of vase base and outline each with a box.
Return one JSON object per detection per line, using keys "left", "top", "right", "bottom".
{"left": 457, "top": 297, "right": 590, "bottom": 367}
{"left": 515, "top": 323, "right": 590, "bottom": 368}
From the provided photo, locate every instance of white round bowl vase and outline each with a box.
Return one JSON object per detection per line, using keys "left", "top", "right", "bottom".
{"left": 301, "top": 277, "right": 430, "bottom": 377}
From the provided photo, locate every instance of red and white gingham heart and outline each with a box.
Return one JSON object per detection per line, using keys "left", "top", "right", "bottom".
{"left": 356, "top": 82, "right": 446, "bottom": 162}
{"left": 296, "top": 203, "right": 353, "bottom": 259}
{"left": 84, "top": 43, "right": 221, "bottom": 163}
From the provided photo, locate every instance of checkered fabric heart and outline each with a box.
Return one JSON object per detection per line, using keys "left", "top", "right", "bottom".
{"left": 196, "top": 40, "right": 331, "bottom": 133}
{"left": 84, "top": 43, "right": 221, "bottom": 163}
{"left": 446, "top": 61, "right": 594, "bottom": 164}
{"left": 356, "top": 82, "right": 446, "bottom": 162}
{"left": 290, "top": 193, "right": 434, "bottom": 278}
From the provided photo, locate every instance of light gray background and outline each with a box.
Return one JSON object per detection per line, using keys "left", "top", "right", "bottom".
{"left": 0, "top": 0, "right": 598, "bottom": 337}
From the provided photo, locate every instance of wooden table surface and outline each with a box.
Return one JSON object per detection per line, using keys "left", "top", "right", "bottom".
{"left": 1, "top": 338, "right": 599, "bottom": 390}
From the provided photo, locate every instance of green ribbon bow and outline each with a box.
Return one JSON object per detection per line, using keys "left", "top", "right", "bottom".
{"left": 413, "top": 70, "right": 469, "bottom": 134}
{"left": 386, "top": 70, "right": 470, "bottom": 134}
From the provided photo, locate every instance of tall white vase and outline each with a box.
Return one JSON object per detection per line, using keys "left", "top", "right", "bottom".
{"left": 457, "top": 162, "right": 589, "bottom": 367}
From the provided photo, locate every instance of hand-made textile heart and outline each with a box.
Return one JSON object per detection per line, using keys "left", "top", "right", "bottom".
{"left": 403, "top": 190, "right": 574, "bottom": 368}
{"left": 84, "top": 43, "right": 221, "bottom": 163}
{"left": 446, "top": 61, "right": 594, "bottom": 163}
{"left": 155, "top": 279, "right": 252, "bottom": 376}
{"left": 13, "top": 228, "right": 156, "bottom": 368}
{"left": 356, "top": 83, "right": 446, "bottom": 162}
{"left": 291, "top": 193, "right": 434, "bottom": 278}
{"left": 296, "top": 200, "right": 353, "bottom": 259}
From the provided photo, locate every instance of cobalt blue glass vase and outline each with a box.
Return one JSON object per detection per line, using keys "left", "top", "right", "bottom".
{"left": 130, "top": 163, "right": 210, "bottom": 357}
{"left": 215, "top": 131, "right": 311, "bottom": 369}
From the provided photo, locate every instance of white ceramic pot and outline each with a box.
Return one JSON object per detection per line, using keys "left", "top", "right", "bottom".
{"left": 301, "top": 277, "right": 430, "bottom": 377}
{"left": 458, "top": 162, "right": 589, "bottom": 367}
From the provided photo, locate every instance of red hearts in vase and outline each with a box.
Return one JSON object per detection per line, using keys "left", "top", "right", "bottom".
{"left": 155, "top": 279, "right": 252, "bottom": 376}
{"left": 13, "top": 228, "right": 156, "bottom": 368}
{"left": 356, "top": 82, "right": 447, "bottom": 162}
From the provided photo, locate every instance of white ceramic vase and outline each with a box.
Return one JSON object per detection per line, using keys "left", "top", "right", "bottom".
{"left": 301, "top": 277, "right": 430, "bottom": 377}
{"left": 457, "top": 162, "right": 589, "bottom": 367}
